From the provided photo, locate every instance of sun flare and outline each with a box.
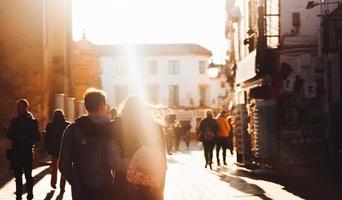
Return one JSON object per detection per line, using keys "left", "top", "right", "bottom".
{"left": 72, "top": 0, "right": 228, "bottom": 63}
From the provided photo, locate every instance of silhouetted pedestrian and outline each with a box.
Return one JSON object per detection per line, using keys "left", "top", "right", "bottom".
{"left": 182, "top": 122, "right": 192, "bottom": 150}
{"left": 215, "top": 111, "right": 231, "bottom": 166}
{"left": 227, "top": 116, "right": 234, "bottom": 156}
{"left": 44, "top": 109, "right": 70, "bottom": 191}
{"left": 164, "top": 114, "right": 176, "bottom": 154}
{"left": 198, "top": 109, "right": 219, "bottom": 170}
{"left": 173, "top": 120, "right": 183, "bottom": 151}
{"left": 59, "top": 88, "right": 129, "bottom": 200}
{"left": 7, "top": 99, "right": 40, "bottom": 200}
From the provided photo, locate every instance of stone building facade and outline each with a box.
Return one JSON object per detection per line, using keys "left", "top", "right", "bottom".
{"left": 71, "top": 36, "right": 101, "bottom": 103}
{"left": 0, "top": 0, "right": 72, "bottom": 179}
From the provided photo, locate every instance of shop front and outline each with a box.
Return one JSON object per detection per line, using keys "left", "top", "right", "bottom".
{"left": 322, "top": 4, "right": 342, "bottom": 177}
{"left": 232, "top": 50, "right": 278, "bottom": 166}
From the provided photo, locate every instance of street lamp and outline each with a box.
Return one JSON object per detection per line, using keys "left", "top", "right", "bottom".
{"left": 207, "top": 62, "right": 219, "bottom": 79}
{"left": 306, "top": 1, "right": 341, "bottom": 9}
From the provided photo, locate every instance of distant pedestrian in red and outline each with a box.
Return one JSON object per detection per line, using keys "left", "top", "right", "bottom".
{"left": 44, "top": 109, "right": 70, "bottom": 191}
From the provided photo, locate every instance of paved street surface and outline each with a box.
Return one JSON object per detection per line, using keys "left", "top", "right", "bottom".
{"left": 1, "top": 141, "right": 341, "bottom": 200}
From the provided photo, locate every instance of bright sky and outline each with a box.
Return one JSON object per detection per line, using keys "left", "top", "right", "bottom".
{"left": 72, "top": 0, "right": 228, "bottom": 63}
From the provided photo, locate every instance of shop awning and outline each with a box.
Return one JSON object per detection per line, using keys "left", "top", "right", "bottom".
{"left": 235, "top": 50, "right": 256, "bottom": 85}
{"left": 241, "top": 74, "right": 264, "bottom": 89}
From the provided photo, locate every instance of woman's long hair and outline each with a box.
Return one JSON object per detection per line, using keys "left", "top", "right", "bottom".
{"left": 119, "top": 96, "right": 171, "bottom": 127}
{"left": 118, "top": 96, "right": 170, "bottom": 154}
{"left": 52, "top": 109, "right": 66, "bottom": 123}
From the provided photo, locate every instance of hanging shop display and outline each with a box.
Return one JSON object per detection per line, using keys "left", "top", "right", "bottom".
{"left": 248, "top": 99, "right": 279, "bottom": 161}
{"left": 233, "top": 104, "right": 251, "bottom": 163}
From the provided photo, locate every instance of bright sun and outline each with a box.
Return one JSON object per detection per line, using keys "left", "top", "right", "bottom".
{"left": 72, "top": 0, "right": 228, "bottom": 64}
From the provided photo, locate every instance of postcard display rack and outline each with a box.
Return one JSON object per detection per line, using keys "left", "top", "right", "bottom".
{"left": 249, "top": 99, "right": 279, "bottom": 164}
{"left": 233, "top": 104, "right": 251, "bottom": 163}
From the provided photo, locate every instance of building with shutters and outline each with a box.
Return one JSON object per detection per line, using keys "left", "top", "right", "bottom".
{"left": 98, "top": 43, "right": 227, "bottom": 131}
{"left": 98, "top": 43, "right": 226, "bottom": 109}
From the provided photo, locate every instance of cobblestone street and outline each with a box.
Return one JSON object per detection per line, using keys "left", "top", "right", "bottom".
{"left": 0, "top": 141, "right": 341, "bottom": 200}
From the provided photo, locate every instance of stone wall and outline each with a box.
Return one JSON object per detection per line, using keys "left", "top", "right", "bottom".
{"left": 0, "top": 0, "right": 46, "bottom": 180}
{"left": 0, "top": 0, "right": 72, "bottom": 180}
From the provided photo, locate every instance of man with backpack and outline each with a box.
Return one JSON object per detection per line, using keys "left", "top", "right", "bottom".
{"left": 59, "top": 88, "right": 129, "bottom": 200}
{"left": 7, "top": 99, "right": 40, "bottom": 200}
{"left": 198, "top": 109, "right": 219, "bottom": 170}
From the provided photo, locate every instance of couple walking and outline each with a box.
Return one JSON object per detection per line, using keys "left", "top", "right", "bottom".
{"left": 198, "top": 109, "right": 233, "bottom": 169}
{"left": 59, "top": 88, "right": 167, "bottom": 200}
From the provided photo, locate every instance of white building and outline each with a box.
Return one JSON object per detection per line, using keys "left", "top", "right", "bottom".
{"left": 97, "top": 43, "right": 226, "bottom": 115}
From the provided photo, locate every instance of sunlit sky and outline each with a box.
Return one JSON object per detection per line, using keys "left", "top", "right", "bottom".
{"left": 72, "top": 0, "right": 228, "bottom": 63}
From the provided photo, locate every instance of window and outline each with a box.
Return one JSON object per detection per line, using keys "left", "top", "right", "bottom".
{"left": 265, "top": 0, "right": 280, "bottom": 48}
{"left": 169, "top": 85, "right": 179, "bottom": 107}
{"left": 168, "top": 60, "right": 180, "bottom": 74}
{"left": 199, "top": 85, "right": 209, "bottom": 106}
{"left": 115, "top": 61, "right": 127, "bottom": 75}
{"left": 114, "top": 85, "right": 128, "bottom": 106}
{"left": 147, "top": 84, "right": 159, "bottom": 104}
{"left": 148, "top": 61, "right": 158, "bottom": 74}
{"left": 199, "top": 61, "right": 206, "bottom": 74}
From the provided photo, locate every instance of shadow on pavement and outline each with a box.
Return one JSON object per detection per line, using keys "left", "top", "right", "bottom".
{"left": 56, "top": 190, "right": 65, "bottom": 200}
{"left": 213, "top": 171, "right": 273, "bottom": 200}
{"left": 43, "top": 189, "right": 65, "bottom": 200}
{"left": 0, "top": 160, "right": 50, "bottom": 189}
{"left": 215, "top": 166, "right": 342, "bottom": 200}
{"left": 44, "top": 190, "right": 55, "bottom": 200}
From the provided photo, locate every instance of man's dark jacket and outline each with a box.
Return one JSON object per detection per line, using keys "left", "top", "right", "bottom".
{"left": 7, "top": 112, "right": 40, "bottom": 168}
{"left": 59, "top": 116, "right": 129, "bottom": 200}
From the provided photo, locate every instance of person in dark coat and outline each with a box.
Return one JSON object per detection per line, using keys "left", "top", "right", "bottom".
{"left": 113, "top": 96, "right": 166, "bottom": 200}
{"left": 44, "top": 109, "right": 70, "bottom": 191}
{"left": 7, "top": 99, "right": 40, "bottom": 200}
{"left": 182, "top": 122, "right": 192, "bottom": 150}
{"left": 164, "top": 114, "right": 176, "bottom": 154}
{"left": 173, "top": 120, "right": 183, "bottom": 151}
{"left": 198, "top": 109, "right": 219, "bottom": 170}
{"left": 59, "top": 88, "right": 130, "bottom": 200}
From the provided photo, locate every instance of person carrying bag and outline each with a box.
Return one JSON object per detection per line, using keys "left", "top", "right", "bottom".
{"left": 198, "top": 109, "right": 219, "bottom": 170}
